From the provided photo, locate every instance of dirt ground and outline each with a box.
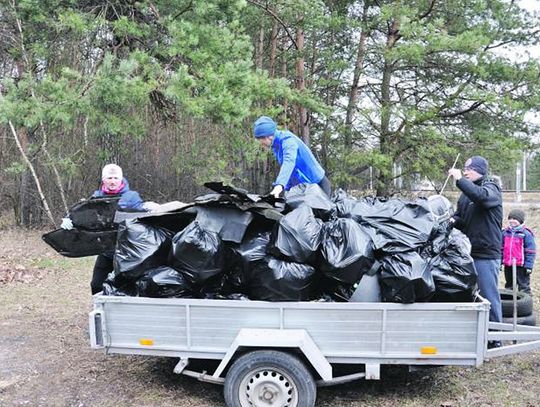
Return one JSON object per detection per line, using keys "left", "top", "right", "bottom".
{"left": 1, "top": 206, "right": 540, "bottom": 407}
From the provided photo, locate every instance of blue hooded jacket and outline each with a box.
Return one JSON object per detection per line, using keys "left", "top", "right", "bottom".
{"left": 272, "top": 130, "right": 325, "bottom": 190}
{"left": 92, "top": 178, "right": 145, "bottom": 211}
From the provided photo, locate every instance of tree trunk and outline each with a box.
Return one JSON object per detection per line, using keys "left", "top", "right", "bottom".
{"left": 344, "top": 1, "right": 370, "bottom": 147}
{"left": 256, "top": 24, "right": 264, "bottom": 70}
{"left": 377, "top": 19, "right": 400, "bottom": 196}
{"left": 269, "top": 21, "right": 278, "bottom": 78}
{"left": 281, "top": 35, "right": 289, "bottom": 127}
{"left": 295, "top": 21, "right": 309, "bottom": 144}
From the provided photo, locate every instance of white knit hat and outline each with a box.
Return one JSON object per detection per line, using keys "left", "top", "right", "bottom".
{"left": 101, "top": 164, "right": 123, "bottom": 180}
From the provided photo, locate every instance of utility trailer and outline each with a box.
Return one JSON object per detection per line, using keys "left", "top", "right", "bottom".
{"left": 89, "top": 295, "right": 540, "bottom": 407}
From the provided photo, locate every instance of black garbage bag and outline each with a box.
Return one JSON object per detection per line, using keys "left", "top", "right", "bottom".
{"left": 102, "top": 271, "right": 137, "bottom": 296}
{"left": 331, "top": 189, "right": 376, "bottom": 220}
{"left": 169, "top": 221, "right": 226, "bottom": 285}
{"left": 320, "top": 218, "right": 375, "bottom": 284}
{"left": 248, "top": 256, "right": 317, "bottom": 301}
{"left": 229, "top": 231, "right": 272, "bottom": 292}
{"left": 112, "top": 220, "right": 173, "bottom": 284}
{"left": 379, "top": 251, "right": 435, "bottom": 303}
{"left": 331, "top": 189, "right": 358, "bottom": 218}
{"left": 359, "top": 198, "right": 436, "bottom": 253}
{"left": 430, "top": 229, "right": 477, "bottom": 302}
{"left": 285, "top": 183, "right": 335, "bottom": 219}
{"left": 426, "top": 194, "right": 454, "bottom": 226}
{"left": 268, "top": 206, "right": 323, "bottom": 265}
{"left": 135, "top": 266, "right": 194, "bottom": 298}
{"left": 317, "top": 276, "right": 355, "bottom": 302}
{"left": 203, "top": 292, "right": 251, "bottom": 300}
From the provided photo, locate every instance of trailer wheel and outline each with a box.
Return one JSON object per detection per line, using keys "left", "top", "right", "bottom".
{"left": 223, "top": 350, "right": 316, "bottom": 407}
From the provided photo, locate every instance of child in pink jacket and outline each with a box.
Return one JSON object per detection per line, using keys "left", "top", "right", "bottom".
{"left": 501, "top": 209, "right": 536, "bottom": 295}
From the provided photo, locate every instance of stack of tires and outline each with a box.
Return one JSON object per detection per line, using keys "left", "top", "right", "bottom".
{"left": 500, "top": 288, "right": 536, "bottom": 326}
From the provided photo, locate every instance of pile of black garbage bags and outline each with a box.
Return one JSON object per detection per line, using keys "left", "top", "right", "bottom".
{"left": 103, "top": 183, "right": 478, "bottom": 303}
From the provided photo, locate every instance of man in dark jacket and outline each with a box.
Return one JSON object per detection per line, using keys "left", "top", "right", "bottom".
{"left": 448, "top": 156, "right": 503, "bottom": 326}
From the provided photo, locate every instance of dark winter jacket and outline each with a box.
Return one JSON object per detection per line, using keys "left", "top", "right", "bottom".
{"left": 92, "top": 178, "right": 145, "bottom": 211}
{"left": 453, "top": 176, "right": 503, "bottom": 259}
{"left": 502, "top": 225, "right": 536, "bottom": 269}
{"left": 272, "top": 130, "right": 325, "bottom": 190}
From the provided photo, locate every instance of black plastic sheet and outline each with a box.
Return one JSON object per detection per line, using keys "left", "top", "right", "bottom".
{"left": 169, "top": 221, "right": 226, "bottom": 285}
{"left": 359, "top": 198, "right": 436, "bottom": 253}
{"left": 285, "top": 184, "right": 335, "bottom": 219}
{"left": 380, "top": 251, "right": 435, "bottom": 303}
{"left": 69, "top": 197, "right": 120, "bottom": 230}
{"left": 248, "top": 256, "right": 316, "bottom": 301}
{"left": 268, "top": 206, "right": 323, "bottom": 265}
{"left": 194, "top": 206, "right": 253, "bottom": 243}
{"left": 320, "top": 218, "right": 375, "bottom": 284}
{"left": 429, "top": 229, "right": 477, "bottom": 302}
{"left": 135, "top": 266, "right": 194, "bottom": 298}
{"left": 42, "top": 228, "right": 117, "bottom": 257}
{"left": 112, "top": 220, "right": 173, "bottom": 284}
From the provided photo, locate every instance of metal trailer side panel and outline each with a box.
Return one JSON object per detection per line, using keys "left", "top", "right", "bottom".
{"left": 93, "top": 296, "right": 489, "bottom": 367}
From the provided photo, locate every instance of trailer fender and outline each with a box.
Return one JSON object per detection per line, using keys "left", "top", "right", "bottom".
{"left": 211, "top": 328, "right": 332, "bottom": 381}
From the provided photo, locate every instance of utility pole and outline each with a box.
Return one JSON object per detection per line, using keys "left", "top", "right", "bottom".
{"left": 516, "top": 162, "right": 522, "bottom": 202}
{"left": 522, "top": 151, "right": 527, "bottom": 192}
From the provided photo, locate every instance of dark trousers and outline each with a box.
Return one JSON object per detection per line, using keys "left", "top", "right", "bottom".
{"left": 504, "top": 266, "right": 531, "bottom": 295}
{"left": 91, "top": 253, "right": 114, "bottom": 294}
{"left": 318, "top": 176, "right": 332, "bottom": 197}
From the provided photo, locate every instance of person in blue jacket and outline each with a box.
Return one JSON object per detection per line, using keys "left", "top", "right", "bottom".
{"left": 61, "top": 164, "right": 159, "bottom": 294}
{"left": 253, "top": 116, "right": 331, "bottom": 198}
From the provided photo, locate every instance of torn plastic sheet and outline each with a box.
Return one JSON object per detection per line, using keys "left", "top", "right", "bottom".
{"left": 169, "top": 221, "right": 226, "bottom": 285}
{"left": 194, "top": 206, "right": 253, "bottom": 244}
{"left": 379, "top": 251, "right": 435, "bottom": 303}
{"left": 112, "top": 220, "right": 173, "bottom": 283}
{"left": 320, "top": 218, "right": 375, "bottom": 284}
{"left": 42, "top": 228, "right": 117, "bottom": 257}
{"left": 203, "top": 181, "right": 262, "bottom": 202}
{"left": 268, "top": 206, "right": 323, "bottom": 265}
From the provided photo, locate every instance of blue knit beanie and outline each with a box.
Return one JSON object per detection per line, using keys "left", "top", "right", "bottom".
{"left": 464, "top": 155, "right": 488, "bottom": 175}
{"left": 253, "top": 116, "right": 277, "bottom": 138}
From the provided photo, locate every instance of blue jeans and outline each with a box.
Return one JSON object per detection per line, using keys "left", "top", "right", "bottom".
{"left": 474, "top": 259, "right": 502, "bottom": 323}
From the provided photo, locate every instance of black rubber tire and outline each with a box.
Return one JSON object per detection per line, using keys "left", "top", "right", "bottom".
{"left": 499, "top": 288, "right": 533, "bottom": 318}
{"left": 502, "top": 313, "right": 537, "bottom": 326}
{"left": 223, "top": 350, "right": 316, "bottom": 407}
